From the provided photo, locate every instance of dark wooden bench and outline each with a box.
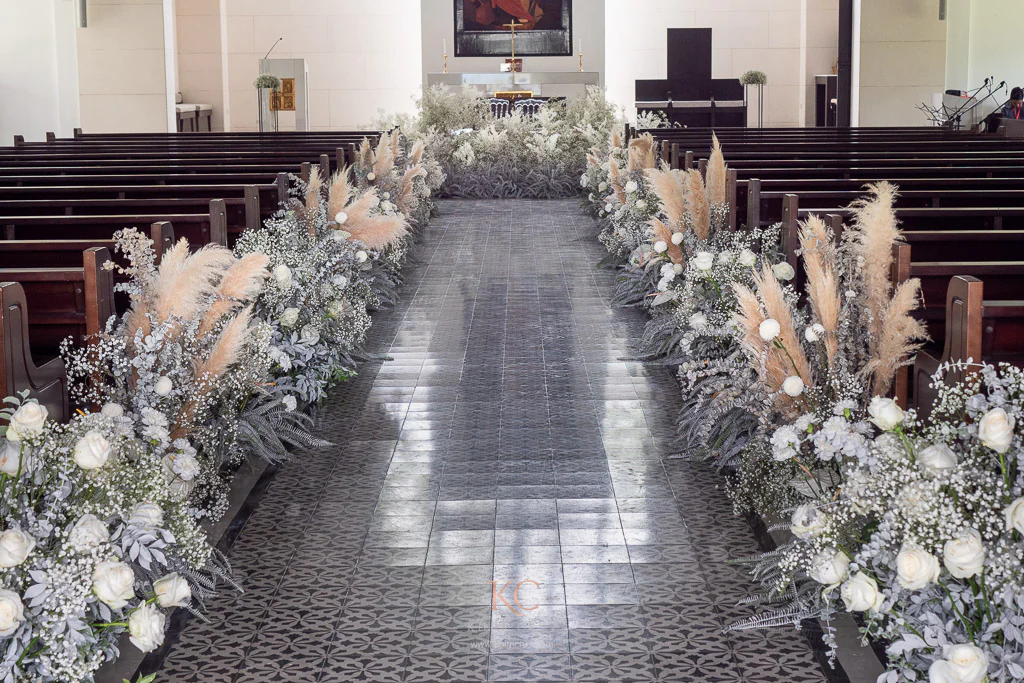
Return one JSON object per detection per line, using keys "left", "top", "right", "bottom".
{"left": 914, "top": 275, "right": 1024, "bottom": 416}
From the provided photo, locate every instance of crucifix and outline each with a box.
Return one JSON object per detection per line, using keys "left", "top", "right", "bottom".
{"left": 502, "top": 18, "right": 522, "bottom": 60}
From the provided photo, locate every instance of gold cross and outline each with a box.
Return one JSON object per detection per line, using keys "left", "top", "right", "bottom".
{"left": 502, "top": 18, "right": 522, "bottom": 59}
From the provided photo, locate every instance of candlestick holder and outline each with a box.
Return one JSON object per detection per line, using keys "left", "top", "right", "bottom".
{"left": 443, "top": 53, "right": 448, "bottom": 74}
{"left": 578, "top": 52, "right": 583, "bottom": 72}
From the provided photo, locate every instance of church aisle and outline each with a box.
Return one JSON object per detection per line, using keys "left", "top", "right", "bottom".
{"left": 157, "top": 200, "right": 832, "bottom": 683}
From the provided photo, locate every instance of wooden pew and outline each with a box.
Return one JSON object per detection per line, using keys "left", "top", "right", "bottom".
{"left": 0, "top": 221, "right": 176, "bottom": 269}
{"left": 2, "top": 200, "right": 226, "bottom": 246}
{"left": 914, "top": 275, "right": 1024, "bottom": 417}
{"left": 0, "top": 247, "right": 116, "bottom": 360}
{"left": 0, "top": 282, "right": 69, "bottom": 422}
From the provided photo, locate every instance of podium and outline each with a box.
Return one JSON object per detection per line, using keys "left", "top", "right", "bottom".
{"left": 258, "top": 59, "right": 310, "bottom": 132}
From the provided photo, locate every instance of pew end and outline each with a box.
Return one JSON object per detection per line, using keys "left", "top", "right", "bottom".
{"left": 0, "top": 282, "right": 69, "bottom": 423}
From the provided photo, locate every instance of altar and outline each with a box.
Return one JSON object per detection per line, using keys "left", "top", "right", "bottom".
{"left": 426, "top": 72, "right": 600, "bottom": 99}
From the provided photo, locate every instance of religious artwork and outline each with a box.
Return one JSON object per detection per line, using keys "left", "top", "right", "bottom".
{"left": 271, "top": 78, "right": 296, "bottom": 111}
{"left": 455, "top": 0, "right": 572, "bottom": 57}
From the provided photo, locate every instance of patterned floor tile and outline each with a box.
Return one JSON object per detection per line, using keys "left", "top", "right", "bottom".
{"left": 156, "top": 200, "right": 833, "bottom": 683}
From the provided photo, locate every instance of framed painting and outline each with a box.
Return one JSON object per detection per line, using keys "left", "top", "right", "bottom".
{"left": 455, "top": 0, "right": 572, "bottom": 57}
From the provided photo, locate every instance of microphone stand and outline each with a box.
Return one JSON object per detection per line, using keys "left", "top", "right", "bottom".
{"left": 945, "top": 79, "right": 997, "bottom": 130}
{"left": 957, "top": 82, "right": 1005, "bottom": 130}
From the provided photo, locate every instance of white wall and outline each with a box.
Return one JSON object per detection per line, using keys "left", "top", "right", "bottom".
{"left": 604, "top": 0, "right": 839, "bottom": 127}
{"left": 176, "top": 0, "right": 226, "bottom": 130}
{"left": 966, "top": 1, "right": 1024, "bottom": 114}
{"left": 857, "top": 0, "right": 945, "bottom": 126}
{"left": 420, "top": 0, "right": 606, "bottom": 88}
{"left": 76, "top": 0, "right": 170, "bottom": 133}
{"left": 0, "top": 0, "right": 80, "bottom": 143}
{"left": 221, "top": 0, "right": 422, "bottom": 131}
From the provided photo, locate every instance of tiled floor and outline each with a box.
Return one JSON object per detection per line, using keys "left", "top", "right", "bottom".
{"left": 157, "top": 200, "right": 830, "bottom": 682}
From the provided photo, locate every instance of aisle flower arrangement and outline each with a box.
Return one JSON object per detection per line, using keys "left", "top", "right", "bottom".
{"left": 376, "top": 84, "right": 619, "bottom": 199}
{"left": 583, "top": 136, "right": 1024, "bottom": 681}
{"left": 0, "top": 131, "right": 437, "bottom": 681}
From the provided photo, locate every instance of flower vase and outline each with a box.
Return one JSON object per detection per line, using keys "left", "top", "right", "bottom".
{"left": 257, "top": 88, "right": 280, "bottom": 133}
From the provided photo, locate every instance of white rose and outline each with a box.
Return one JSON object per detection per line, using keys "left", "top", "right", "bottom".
{"left": 624, "top": 180, "right": 638, "bottom": 194}
{"left": 153, "top": 573, "right": 192, "bottom": 609}
{"left": 100, "top": 403, "right": 124, "bottom": 419}
{"left": 334, "top": 275, "right": 349, "bottom": 289}
{"left": 154, "top": 376, "right": 173, "bottom": 397}
{"left": 366, "top": 172, "right": 377, "bottom": 182}
{"left": 73, "top": 430, "right": 112, "bottom": 471}
{"left": 896, "top": 545, "right": 941, "bottom": 590}
{"left": 636, "top": 199, "right": 648, "bottom": 211}
{"left": 738, "top": 248, "right": 757, "bottom": 267}
{"left": 672, "top": 263, "right": 683, "bottom": 274}
{"left": 0, "top": 529, "right": 35, "bottom": 568}
{"left": 791, "top": 504, "right": 827, "bottom": 540}
{"left": 92, "top": 561, "right": 136, "bottom": 609}
{"left": 356, "top": 250, "right": 368, "bottom": 263}
{"left": 688, "top": 312, "right": 708, "bottom": 329}
{"left": 758, "top": 318, "right": 781, "bottom": 342}
{"left": 300, "top": 325, "right": 321, "bottom": 346}
{"left": 943, "top": 528, "right": 986, "bottom": 579}
{"left": 128, "top": 602, "right": 166, "bottom": 653}
{"left": 929, "top": 644, "right": 989, "bottom": 683}
{"left": 382, "top": 191, "right": 391, "bottom": 200}
{"left": 805, "top": 323, "right": 827, "bottom": 342}
{"left": 129, "top": 502, "right": 164, "bottom": 529}
{"left": 717, "top": 250, "right": 734, "bottom": 264}
{"left": 334, "top": 211, "right": 348, "bottom": 225}
{"left": 809, "top": 549, "right": 849, "bottom": 586}
{"left": 282, "top": 395, "right": 298, "bottom": 412}
{"left": 598, "top": 182, "right": 608, "bottom": 192}
{"left": 841, "top": 573, "right": 884, "bottom": 613}
{"left": 0, "top": 439, "right": 24, "bottom": 476}
{"left": 772, "top": 262, "right": 796, "bottom": 281}
{"left": 978, "top": 407, "right": 1015, "bottom": 455}
{"left": 273, "top": 264, "right": 293, "bottom": 289}
{"left": 280, "top": 308, "right": 300, "bottom": 328}
{"left": 782, "top": 376, "right": 805, "bottom": 397}
{"left": 580, "top": 174, "right": 589, "bottom": 187}
{"left": 69, "top": 514, "right": 109, "bottom": 552}
{"left": 653, "top": 240, "right": 668, "bottom": 254}
{"left": 7, "top": 401, "right": 47, "bottom": 442}
{"left": 604, "top": 203, "right": 613, "bottom": 213}
{"left": 1004, "top": 497, "right": 1024, "bottom": 534}
{"left": 671, "top": 232, "right": 684, "bottom": 245}
{"left": 868, "top": 396, "right": 904, "bottom": 431}
{"left": 0, "top": 589, "right": 25, "bottom": 637}
{"left": 693, "top": 251, "right": 714, "bottom": 271}
{"left": 918, "top": 444, "right": 958, "bottom": 478}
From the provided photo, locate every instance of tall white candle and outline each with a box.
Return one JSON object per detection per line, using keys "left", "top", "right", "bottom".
{"left": 443, "top": 39, "right": 447, "bottom": 55}
{"left": 578, "top": 38, "right": 582, "bottom": 54}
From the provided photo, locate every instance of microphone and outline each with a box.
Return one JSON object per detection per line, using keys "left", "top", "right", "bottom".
{"left": 264, "top": 37, "right": 283, "bottom": 60}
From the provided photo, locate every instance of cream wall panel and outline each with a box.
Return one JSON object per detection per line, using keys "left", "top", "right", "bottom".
{"left": 77, "top": 4, "right": 165, "bottom": 51}
{"left": 79, "top": 93, "right": 166, "bottom": 132}
{"left": 225, "top": 15, "right": 255, "bottom": 54}
{"left": 858, "top": 0, "right": 945, "bottom": 126}
{"left": 176, "top": 15, "right": 221, "bottom": 54}
{"left": 78, "top": 49, "right": 166, "bottom": 95}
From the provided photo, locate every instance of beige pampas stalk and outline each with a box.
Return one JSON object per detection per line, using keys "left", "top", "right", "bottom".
{"left": 705, "top": 133, "right": 727, "bottom": 206}
{"left": 373, "top": 133, "right": 396, "bottom": 178}
{"left": 304, "top": 165, "right": 323, "bottom": 217}
{"left": 195, "top": 305, "right": 252, "bottom": 382}
{"left": 867, "top": 279, "right": 928, "bottom": 395}
{"left": 610, "top": 128, "right": 623, "bottom": 150}
{"left": 396, "top": 164, "right": 427, "bottom": 215}
{"left": 197, "top": 253, "right": 270, "bottom": 336}
{"left": 685, "top": 169, "right": 710, "bottom": 240}
{"left": 347, "top": 213, "right": 409, "bottom": 250}
{"left": 328, "top": 167, "right": 354, "bottom": 220}
{"left": 850, "top": 182, "right": 901, "bottom": 344}
{"left": 650, "top": 218, "right": 684, "bottom": 265}
{"left": 645, "top": 167, "right": 688, "bottom": 232}
{"left": 627, "top": 134, "right": 656, "bottom": 172}
{"left": 357, "top": 138, "right": 373, "bottom": 172}
{"left": 608, "top": 159, "right": 626, "bottom": 203}
{"left": 151, "top": 242, "right": 235, "bottom": 325}
{"left": 799, "top": 215, "right": 842, "bottom": 365}
{"left": 754, "top": 264, "right": 813, "bottom": 399}
{"left": 409, "top": 140, "right": 425, "bottom": 165}
{"left": 733, "top": 283, "right": 768, "bottom": 362}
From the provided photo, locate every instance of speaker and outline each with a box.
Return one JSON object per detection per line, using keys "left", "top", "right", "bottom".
{"left": 78, "top": 0, "right": 87, "bottom": 27}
